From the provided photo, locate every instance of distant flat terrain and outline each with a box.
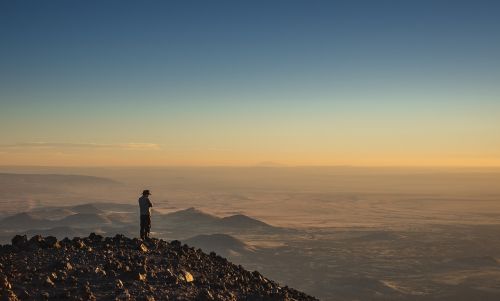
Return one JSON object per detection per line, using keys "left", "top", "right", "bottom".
{"left": 1, "top": 166, "right": 500, "bottom": 300}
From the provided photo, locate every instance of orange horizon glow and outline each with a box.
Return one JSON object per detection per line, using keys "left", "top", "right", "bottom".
{"left": 1, "top": 148, "right": 499, "bottom": 167}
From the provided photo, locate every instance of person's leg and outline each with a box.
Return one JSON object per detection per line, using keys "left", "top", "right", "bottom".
{"left": 140, "top": 215, "right": 145, "bottom": 239}
{"left": 145, "top": 215, "right": 151, "bottom": 239}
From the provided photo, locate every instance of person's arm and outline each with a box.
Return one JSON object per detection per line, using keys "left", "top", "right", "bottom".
{"left": 148, "top": 199, "right": 153, "bottom": 207}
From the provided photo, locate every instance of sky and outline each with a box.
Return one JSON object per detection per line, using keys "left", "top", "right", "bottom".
{"left": 0, "top": 0, "right": 499, "bottom": 166}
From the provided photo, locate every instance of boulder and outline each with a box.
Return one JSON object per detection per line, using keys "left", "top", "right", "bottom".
{"left": 138, "top": 243, "right": 149, "bottom": 253}
{"left": 44, "top": 236, "right": 60, "bottom": 248}
{"left": 11, "top": 235, "right": 27, "bottom": 248}
{"left": 1, "top": 275, "right": 12, "bottom": 290}
{"left": 180, "top": 270, "right": 194, "bottom": 282}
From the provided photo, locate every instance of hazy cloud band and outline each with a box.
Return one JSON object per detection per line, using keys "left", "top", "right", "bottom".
{"left": 0, "top": 142, "right": 161, "bottom": 151}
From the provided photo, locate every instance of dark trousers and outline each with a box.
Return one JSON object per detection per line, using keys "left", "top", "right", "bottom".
{"left": 140, "top": 214, "right": 151, "bottom": 239}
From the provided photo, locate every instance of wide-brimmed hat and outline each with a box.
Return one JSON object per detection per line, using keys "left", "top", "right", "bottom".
{"left": 142, "top": 190, "right": 151, "bottom": 195}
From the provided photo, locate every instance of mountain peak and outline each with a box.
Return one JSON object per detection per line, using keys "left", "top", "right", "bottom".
{"left": 163, "top": 207, "right": 220, "bottom": 224}
{"left": 1, "top": 234, "right": 317, "bottom": 301}
{"left": 218, "top": 214, "right": 273, "bottom": 229}
{"left": 70, "top": 204, "right": 103, "bottom": 214}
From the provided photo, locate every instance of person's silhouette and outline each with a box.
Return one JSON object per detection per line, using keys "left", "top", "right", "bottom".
{"left": 138, "top": 190, "right": 153, "bottom": 239}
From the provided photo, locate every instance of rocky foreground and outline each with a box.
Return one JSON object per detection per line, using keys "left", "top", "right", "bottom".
{"left": 0, "top": 234, "right": 318, "bottom": 301}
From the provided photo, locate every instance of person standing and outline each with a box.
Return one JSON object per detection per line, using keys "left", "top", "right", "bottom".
{"left": 138, "top": 190, "right": 153, "bottom": 239}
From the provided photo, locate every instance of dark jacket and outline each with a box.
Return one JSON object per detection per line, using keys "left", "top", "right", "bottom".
{"left": 138, "top": 196, "right": 152, "bottom": 216}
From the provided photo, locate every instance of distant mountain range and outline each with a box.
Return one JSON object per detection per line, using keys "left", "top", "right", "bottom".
{"left": 0, "top": 212, "right": 53, "bottom": 230}
{"left": 0, "top": 172, "right": 119, "bottom": 186}
{"left": 0, "top": 203, "right": 282, "bottom": 243}
{"left": 153, "top": 207, "right": 281, "bottom": 234}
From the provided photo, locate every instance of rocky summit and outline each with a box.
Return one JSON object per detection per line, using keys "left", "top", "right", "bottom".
{"left": 0, "top": 234, "right": 318, "bottom": 301}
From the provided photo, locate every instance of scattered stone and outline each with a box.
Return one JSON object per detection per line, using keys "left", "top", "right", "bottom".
{"left": 116, "top": 288, "right": 131, "bottom": 300}
{"left": 115, "top": 279, "right": 124, "bottom": 289}
{"left": 95, "top": 267, "right": 107, "bottom": 277}
{"left": 138, "top": 243, "right": 149, "bottom": 253}
{"left": 65, "top": 262, "right": 73, "bottom": 271}
{"left": 0, "top": 234, "right": 317, "bottom": 301}
{"left": 197, "top": 288, "right": 215, "bottom": 300}
{"left": 73, "top": 239, "right": 86, "bottom": 249}
{"left": 11, "top": 235, "right": 27, "bottom": 248}
{"left": 45, "top": 276, "right": 55, "bottom": 287}
{"left": 18, "top": 289, "right": 30, "bottom": 299}
{"left": 89, "top": 232, "right": 103, "bottom": 242}
{"left": 1, "top": 275, "right": 12, "bottom": 290}
{"left": 27, "top": 235, "right": 44, "bottom": 249}
{"left": 1, "top": 289, "right": 19, "bottom": 301}
{"left": 44, "top": 236, "right": 61, "bottom": 248}
{"left": 40, "top": 292, "right": 49, "bottom": 300}
{"left": 137, "top": 272, "right": 147, "bottom": 282}
{"left": 181, "top": 270, "right": 194, "bottom": 282}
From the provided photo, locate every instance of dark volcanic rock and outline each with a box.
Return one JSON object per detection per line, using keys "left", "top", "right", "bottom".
{"left": 0, "top": 235, "right": 317, "bottom": 301}
{"left": 11, "top": 235, "right": 27, "bottom": 248}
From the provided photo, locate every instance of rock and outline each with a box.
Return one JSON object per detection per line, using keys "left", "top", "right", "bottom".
{"left": 85, "top": 292, "right": 97, "bottom": 301}
{"left": 40, "top": 292, "right": 49, "bottom": 300}
{"left": 95, "top": 267, "right": 107, "bottom": 277}
{"left": 115, "top": 289, "right": 131, "bottom": 300}
{"left": 73, "top": 239, "right": 86, "bottom": 249}
{"left": 180, "top": 270, "right": 194, "bottom": 282}
{"left": 89, "top": 232, "right": 103, "bottom": 242}
{"left": 58, "top": 290, "right": 72, "bottom": 299}
{"left": 138, "top": 243, "right": 149, "bottom": 253}
{"left": 137, "top": 272, "right": 147, "bottom": 282}
{"left": 3, "top": 234, "right": 318, "bottom": 301}
{"left": 11, "top": 235, "right": 27, "bottom": 248}
{"left": 18, "top": 290, "right": 30, "bottom": 299}
{"left": 44, "top": 236, "right": 60, "bottom": 248}
{"left": 65, "top": 262, "right": 73, "bottom": 271}
{"left": 171, "top": 240, "right": 181, "bottom": 247}
{"left": 114, "top": 234, "right": 125, "bottom": 243}
{"left": 197, "top": 288, "right": 215, "bottom": 301}
{"left": 1, "top": 290, "right": 19, "bottom": 301}
{"left": 45, "top": 276, "right": 55, "bottom": 287}
{"left": 1, "top": 275, "right": 12, "bottom": 290}
{"left": 115, "top": 279, "right": 124, "bottom": 289}
{"left": 50, "top": 272, "right": 58, "bottom": 281}
{"left": 28, "top": 235, "right": 44, "bottom": 249}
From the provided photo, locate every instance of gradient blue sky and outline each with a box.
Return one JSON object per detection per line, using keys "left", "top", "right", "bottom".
{"left": 1, "top": 0, "right": 499, "bottom": 166}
